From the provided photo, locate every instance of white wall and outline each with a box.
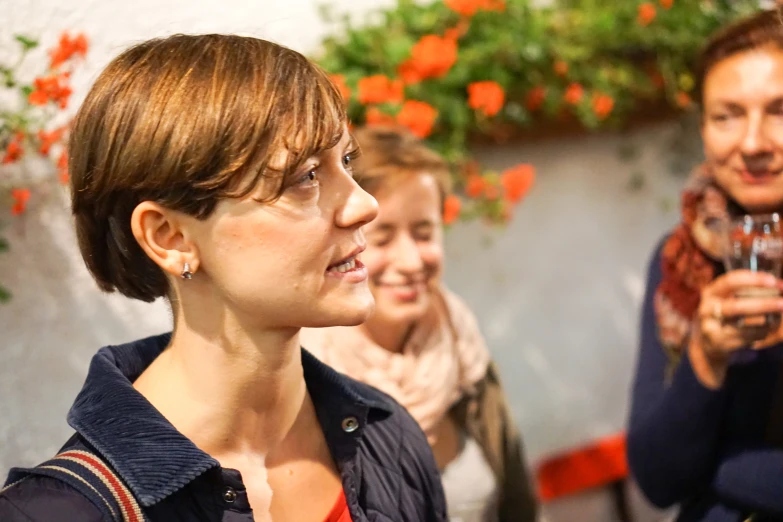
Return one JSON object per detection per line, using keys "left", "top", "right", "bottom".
{"left": 0, "top": 1, "right": 696, "bottom": 519}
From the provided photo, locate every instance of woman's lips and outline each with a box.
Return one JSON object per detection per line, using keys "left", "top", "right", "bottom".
{"left": 740, "top": 170, "right": 781, "bottom": 185}
{"left": 326, "top": 257, "right": 368, "bottom": 283}
{"left": 377, "top": 282, "right": 426, "bottom": 302}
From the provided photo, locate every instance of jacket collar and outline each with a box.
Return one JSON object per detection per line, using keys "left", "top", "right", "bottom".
{"left": 67, "top": 333, "right": 393, "bottom": 507}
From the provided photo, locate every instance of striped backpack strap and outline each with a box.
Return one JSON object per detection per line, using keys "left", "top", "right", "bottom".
{"left": 2, "top": 449, "right": 145, "bottom": 522}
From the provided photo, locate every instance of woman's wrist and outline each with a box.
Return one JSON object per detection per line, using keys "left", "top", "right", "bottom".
{"left": 688, "top": 329, "right": 730, "bottom": 390}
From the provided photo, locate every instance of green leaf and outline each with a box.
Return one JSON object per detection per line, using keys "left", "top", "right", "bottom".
{"left": 20, "top": 85, "right": 33, "bottom": 97}
{"left": 383, "top": 34, "right": 415, "bottom": 66}
{"left": 14, "top": 35, "right": 39, "bottom": 51}
{"left": 0, "top": 285, "right": 10, "bottom": 302}
{"left": 0, "top": 237, "right": 8, "bottom": 252}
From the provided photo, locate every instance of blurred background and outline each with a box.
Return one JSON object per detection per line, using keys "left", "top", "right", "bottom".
{"left": 1, "top": 0, "right": 772, "bottom": 521}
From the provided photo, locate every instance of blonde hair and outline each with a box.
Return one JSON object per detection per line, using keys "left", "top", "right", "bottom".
{"left": 351, "top": 125, "right": 452, "bottom": 206}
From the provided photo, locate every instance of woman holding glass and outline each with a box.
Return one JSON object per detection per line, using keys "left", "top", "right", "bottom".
{"left": 628, "top": 8, "right": 783, "bottom": 522}
{"left": 301, "top": 125, "right": 537, "bottom": 522}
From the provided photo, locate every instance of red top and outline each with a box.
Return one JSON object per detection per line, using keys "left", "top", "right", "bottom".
{"left": 323, "top": 489, "right": 352, "bottom": 522}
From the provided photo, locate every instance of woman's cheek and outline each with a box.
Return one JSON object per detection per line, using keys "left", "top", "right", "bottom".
{"left": 419, "top": 243, "right": 443, "bottom": 274}
{"left": 362, "top": 248, "right": 387, "bottom": 280}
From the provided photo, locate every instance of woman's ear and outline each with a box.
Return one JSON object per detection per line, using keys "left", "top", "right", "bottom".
{"left": 130, "top": 201, "right": 200, "bottom": 278}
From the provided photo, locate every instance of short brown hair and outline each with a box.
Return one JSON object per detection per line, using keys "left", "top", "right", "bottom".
{"left": 696, "top": 8, "right": 783, "bottom": 105}
{"left": 70, "top": 34, "right": 346, "bottom": 302}
{"left": 350, "top": 125, "right": 452, "bottom": 204}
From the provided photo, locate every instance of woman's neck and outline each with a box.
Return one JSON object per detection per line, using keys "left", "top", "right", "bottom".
{"left": 133, "top": 313, "right": 307, "bottom": 458}
{"left": 359, "top": 316, "right": 415, "bottom": 354}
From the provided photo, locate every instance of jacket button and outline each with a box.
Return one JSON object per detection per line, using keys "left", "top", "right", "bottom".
{"left": 341, "top": 416, "right": 359, "bottom": 433}
{"left": 223, "top": 486, "right": 237, "bottom": 503}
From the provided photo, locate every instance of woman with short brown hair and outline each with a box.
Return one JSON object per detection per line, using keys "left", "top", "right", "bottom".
{"left": 0, "top": 34, "right": 446, "bottom": 522}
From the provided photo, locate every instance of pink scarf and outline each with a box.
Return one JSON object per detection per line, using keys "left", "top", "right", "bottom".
{"left": 300, "top": 286, "right": 491, "bottom": 441}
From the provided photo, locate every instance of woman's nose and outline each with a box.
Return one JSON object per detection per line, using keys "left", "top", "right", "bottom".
{"left": 392, "top": 235, "right": 424, "bottom": 273}
{"left": 335, "top": 184, "right": 378, "bottom": 229}
{"left": 741, "top": 114, "right": 773, "bottom": 156}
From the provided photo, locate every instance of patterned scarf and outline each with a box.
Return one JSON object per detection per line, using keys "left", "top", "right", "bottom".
{"left": 299, "top": 285, "right": 491, "bottom": 442}
{"left": 655, "top": 163, "right": 744, "bottom": 368}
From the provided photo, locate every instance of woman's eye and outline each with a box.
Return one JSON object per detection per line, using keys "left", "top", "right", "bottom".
{"left": 343, "top": 148, "right": 360, "bottom": 171}
{"left": 298, "top": 169, "right": 318, "bottom": 186}
{"left": 343, "top": 154, "right": 355, "bottom": 172}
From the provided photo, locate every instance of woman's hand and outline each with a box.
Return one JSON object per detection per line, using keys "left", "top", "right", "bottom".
{"left": 689, "top": 270, "right": 783, "bottom": 389}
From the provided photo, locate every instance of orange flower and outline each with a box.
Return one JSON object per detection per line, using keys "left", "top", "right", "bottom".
{"left": 465, "top": 175, "right": 486, "bottom": 198}
{"left": 405, "top": 35, "right": 458, "bottom": 81}
{"left": 396, "top": 100, "right": 438, "bottom": 138}
{"left": 57, "top": 150, "right": 69, "bottom": 184}
{"left": 676, "top": 91, "right": 692, "bottom": 108}
{"left": 329, "top": 74, "right": 351, "bottom": 101}
{"left": 28, "top": 89, "right": 48, "bottom": 105}
{"left": 442, "top": 194, "right": 461, "bottom": 225}
{"left": 486, "top": 0, "right": 506, "bottom": 12}
{"left": 659, "top": 0, "right": 673, "bottom": 9}
{"left": 525, "top": 86, "right": 547, "bottom": 111}
{"left": 365, "top": 107, "right": 396, "bottom": 126}
{"left": 445, "top": 0, "right": 505, "bottom": 17}
{"left": 467, "top": 81, "right": 505, "bottom": 117}
{"left": 49, "top": 32, "right": 88, "bottom": 70}
{"left": 398, "top": 59, "right": 423, "bottom": 85}
{"left": 564, "top": 83, "right": 584, "bottom": 105}
{"left": 592, "top": 92, "right": 615, "bottom": 120}
{"left": 2, "top": 133, "right": 25, "bottom": 164}
{"left": 358, "top": 75, "right": 404, "bottom": 105}
{"left": 57, "top": 149, "right": 68, "bottom": 170}
{"left": 11, "top": 188, "right": 31, "bottom": 216}
{"left": 37, "top": 126, "right": 66, "bottom": 155}
{"left": 445, "top": 0, "right": 481, "bottom": 16}
{"left": 554, "top": 60, "right": 569, "bottom": 77}
{"left": 501, "top": 164, "right": 535, "bottom": 204}
{"left": 28, "top": 74, "right": 73, "bottom": 108}
{"left": 638, "top": 3, "right": 657, "bottom": 26}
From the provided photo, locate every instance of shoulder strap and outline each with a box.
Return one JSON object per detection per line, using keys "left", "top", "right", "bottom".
{"left": 2, "top": 449, "right": 145, "bottom": 522}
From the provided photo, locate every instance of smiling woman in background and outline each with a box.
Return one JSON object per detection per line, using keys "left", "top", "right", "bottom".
{"left": 628, "top": 9, "right": 783, "bottom": 522}
{"left": 0, "top": 35, "right": 446, "bottom": 522}
{"left": 301, "top": 125, "right": 537, "bottom": 522}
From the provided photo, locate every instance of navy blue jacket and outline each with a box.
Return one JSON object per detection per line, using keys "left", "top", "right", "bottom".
{"left": 0, "top": 333, "right": 447, "bottom": 521}
{"left": 628, "top": 238, "right": 783, "bottom": 522}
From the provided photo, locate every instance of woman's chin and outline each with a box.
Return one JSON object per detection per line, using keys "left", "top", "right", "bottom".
{"left": 340, "top": 305, "right": 376, "bottom": 326}
{"left": 373, "top": 299, "right": 430, "bottom": 326}
{"left": 729, "top": 185, "right": 783, "bottom": 213}
{"left": 738, "top": 196, "right": 783, "bottom": 214}
{"left": 309, "top": 295, "right": 376, "bottom": 328}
